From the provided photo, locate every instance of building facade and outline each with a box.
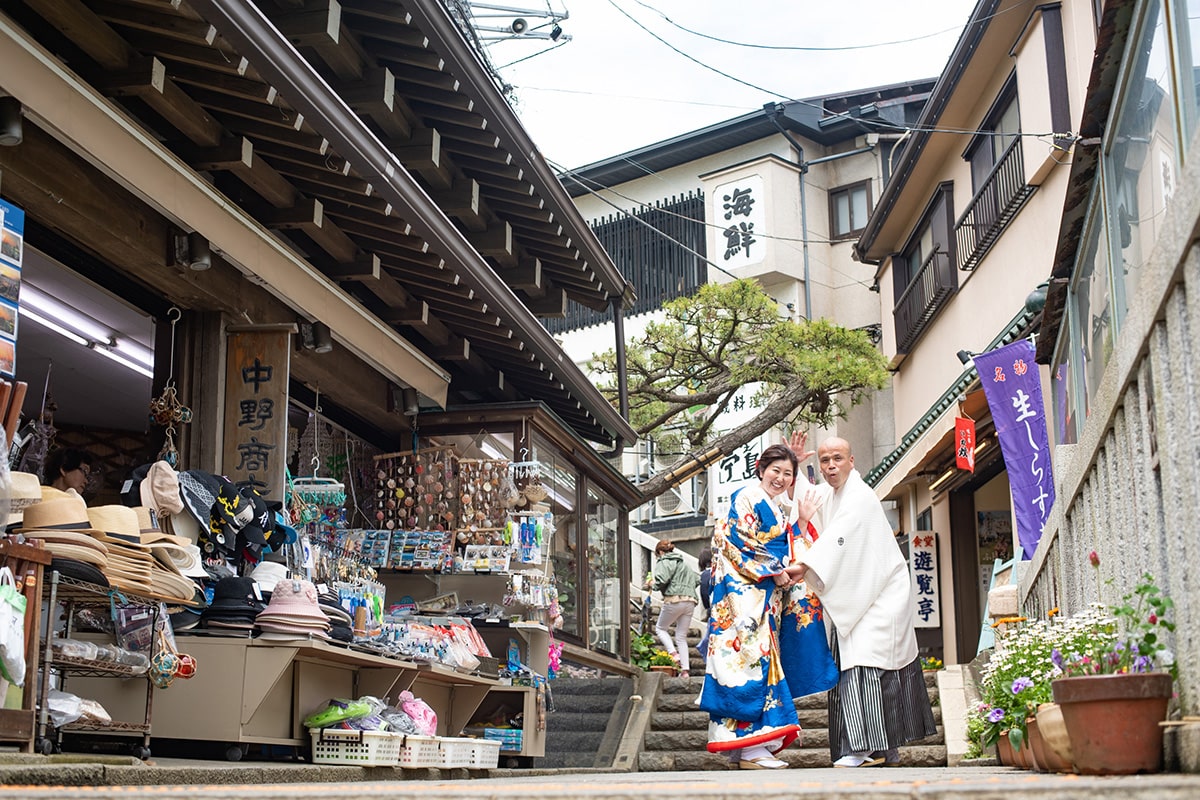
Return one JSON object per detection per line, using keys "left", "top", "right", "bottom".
{"left": 556, "top": 84, "right": 933, "bottom": 559}
{"left": 854, "top": 0, "right": 1096, "bottom": 662}
{"left": 1022, "top": 0, "right": 1200, "bottom": 765}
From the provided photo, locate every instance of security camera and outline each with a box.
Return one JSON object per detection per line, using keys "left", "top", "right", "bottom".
{"left": 510, "top": 18, "right": 528, "bottom": 33}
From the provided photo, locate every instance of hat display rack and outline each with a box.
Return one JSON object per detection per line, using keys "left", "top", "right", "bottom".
{"left": 147, "top": 308, "right": 191, "bottom": 468}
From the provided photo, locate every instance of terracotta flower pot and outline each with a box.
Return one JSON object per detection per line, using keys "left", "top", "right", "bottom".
{"left": 996, "top": 732, "right": 1015, "bottom": 766}
{"left": 1035, "top": 702, "right": 1074, "bottom": 769}
{"left": 648, "top": 664, "right": 677, "bottom": 677}
{"left": 1027, "top": 714, "right": 1072, "bottom": 772}
{"left": 1052, "top": 673, "right": 1173, "bottom": 775}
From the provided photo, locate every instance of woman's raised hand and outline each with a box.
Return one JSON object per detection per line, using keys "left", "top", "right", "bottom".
{"left": 796, "top": 487, "right": 823, "bottom": 524}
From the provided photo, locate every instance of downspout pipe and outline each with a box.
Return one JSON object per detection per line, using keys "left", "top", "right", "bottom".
{"left": 598, "top": 298, "right": 629, "bottom": 459}
{"left": 764, "top": 103, "right": 812, "bottom": 321}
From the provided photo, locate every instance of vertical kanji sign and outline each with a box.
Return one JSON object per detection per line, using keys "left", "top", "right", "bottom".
{"left": 974, "top": 339, "right": 1055, "bottom": 560}
{"left": 223, "top": 324, "right": 295, "bottom": 502}
{"left": 909, "top": 532, "right": 940, "bottom": 628}
{"left": 711, "top": 174, "right": 765, "bottom": 268}
{"left": 955, "top": 417, "right": 976, "bottom": 472}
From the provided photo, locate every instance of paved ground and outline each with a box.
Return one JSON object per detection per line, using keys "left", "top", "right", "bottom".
{"left": 1, "top": 759, "right": 1200, "bottom": 799}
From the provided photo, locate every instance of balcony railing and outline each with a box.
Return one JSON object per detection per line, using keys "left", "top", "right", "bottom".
{"left": 893, "top": 246, "right": 957, "bottom": 354}
{"left": 955, "top": 138, "right": 1037, "bottom": 271}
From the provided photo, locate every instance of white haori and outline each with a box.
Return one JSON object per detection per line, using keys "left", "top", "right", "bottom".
{"left": 801, "top": 469, "right": 918, "bottom": 671}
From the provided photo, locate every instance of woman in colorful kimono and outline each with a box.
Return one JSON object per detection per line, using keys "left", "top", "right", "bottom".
{"left": 700, "top": 443, "right": 838, "bottom": 769}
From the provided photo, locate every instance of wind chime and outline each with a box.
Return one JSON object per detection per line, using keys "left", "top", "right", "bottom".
{"left": 288, "top": 386, "right": 346, "bottom": 518}
{"left": 147, "top": 308, "right": 191, "bottom": 467}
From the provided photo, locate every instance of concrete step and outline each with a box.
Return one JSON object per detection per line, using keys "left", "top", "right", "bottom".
{"left": 545, "top": 711, "right": 616, "bottom": 733}
{"left": 642, "top": 725, "right": 944, "bottom": 753}
{"left": 550, "top": 676, "right": 633, "bottom": 695}
{"left": 638, "top": 743, "right": 948, "bottom": 771}
{"left": 551, "top": 691, "right": 629, "bottom": 714}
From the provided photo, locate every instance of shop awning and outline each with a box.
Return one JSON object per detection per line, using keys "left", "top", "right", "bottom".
{"left": 0, "top": 0, "right": 637, "bottom": 445}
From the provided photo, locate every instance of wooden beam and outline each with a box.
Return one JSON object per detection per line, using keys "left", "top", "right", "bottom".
{"left": 101, "top": 57, "right": 224, "bottom": 147}
{"left": 185, "top": 85, "right": 304, "bottom": 131}
{"left": 274, "top": 0, "right": 365, "bottom": 80}
{"left": 407, "top": 102, "right": 487, "bottom": 131}
{"left": 473, "top": 222, "right": 513, "bottom": 262}
{"left": 220, "top": 116, "right": 328, "bottom": 153}
{"left": 322, "top": 253, "right": 380, "bottom": 281}
{"left": 428, "top": 177, "right": 481, "bottom": 227}
{"left": 333, "top": 67, "right": 411, "bottom": 140}
{"left": 433, "top": 337, "right": 470, "bottom": 362}
{"left": 166, "top": 62, "right": 278, "bottom": 104}
{"left": 361, "top": 39, "right": 443, "bottom": 70}
{"left": 500, "top": 257, "right": 542, "bottom": 293}
{"left": 524, "top": 287, "right": 568, "bottom": 318}
{"left": 23, "top": 0, "right": 132, "bottom": 69}
{"left": 120, "top": 28, "right": 248, "bottom": 75}
{"left": 90, "top": 0, "right": 216, "bottom": 45}
{"left": 178, "top": 137, "right": 298, "bottom": 209}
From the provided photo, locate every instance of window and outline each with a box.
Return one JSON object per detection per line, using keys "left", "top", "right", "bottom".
{"left": 892, "top": 183, "right": 956, "bottom": 353}
{"left": 829, "top": 181, "right": 871, "bottom": 239}
{"left": 965, "top": 78, "right": 1021, "bottom": 196}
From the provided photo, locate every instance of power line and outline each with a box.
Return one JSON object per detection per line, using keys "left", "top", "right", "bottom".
{"left": 603, "top": 0, "right": 1072, "bottom": 141}
{"left": 629, "top": 0, "right": 1013, "bottom": 53}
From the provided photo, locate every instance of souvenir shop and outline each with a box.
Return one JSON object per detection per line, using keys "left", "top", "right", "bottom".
{"left": 0, "top": 0, "right": 642, "bottom": 766}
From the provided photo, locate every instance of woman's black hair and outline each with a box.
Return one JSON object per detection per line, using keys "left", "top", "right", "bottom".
{"left": 755, "top": 443, "right": 798, "bottom": 478}
{"left": 697, "top": 547, "right": 713, "bottom": 571}
{"left": 44, "top": 447, "right": 94, "bottom": 482}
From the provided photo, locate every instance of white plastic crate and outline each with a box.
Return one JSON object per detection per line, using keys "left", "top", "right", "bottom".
{"left": 470, "top": 738, "right": 502, "bottom": 768}
{"left": 395, "top": 734, "right": 441, "bottom": 768}
{"left": 436, "top": 736, "right": 476, "bottom": 768}
{"left": 309, "top": 728, "right": 401, "bottom": 766}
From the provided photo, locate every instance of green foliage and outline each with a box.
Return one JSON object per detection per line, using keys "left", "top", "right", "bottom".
{"left": 592, "top": 279, "right": 889, "bottom": 450}
{"left": 630, "top": 632, "right": 658, "bottom": 670}
{"left": 1057, "top": 567, "right": 1177, "bottom": 681}
{"left": 970, "top": 607, "right": 1113, "bottom": 751}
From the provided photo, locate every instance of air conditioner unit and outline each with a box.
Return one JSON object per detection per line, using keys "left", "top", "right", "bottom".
{"left": 655, "top": 480, "right": 694, "bottom": 517}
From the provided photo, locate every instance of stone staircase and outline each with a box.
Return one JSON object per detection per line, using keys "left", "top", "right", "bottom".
{"left": 638, "top": 633, "right": 948, "bottom": 770}
{"left": 534, "top": 675, "right": 634, "bottom": 769}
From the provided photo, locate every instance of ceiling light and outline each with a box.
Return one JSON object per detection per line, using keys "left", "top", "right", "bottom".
{"left": 114, "top": 338, "right": 155, "bottom": 369}
{"left": 91, "top": 344, "right": 153, "bottom": 379}
{"left": 0, "top": 97, "right": 22, "bottom": 147}
{"left": 928, "top": 467, "right": 957, "bottom": 493}
{"left": 20, "top": 285, "right": 115, "bottom": 344}
{"left": 21, "top": 307, "right": 89, "bottom": 346}
{"left": 974, "top": 438, "right": 991, "bottom": 455}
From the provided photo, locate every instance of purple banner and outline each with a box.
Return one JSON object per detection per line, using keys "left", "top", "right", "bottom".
{"left": 974, "top": 339, "right": 1054, "bottom": 560}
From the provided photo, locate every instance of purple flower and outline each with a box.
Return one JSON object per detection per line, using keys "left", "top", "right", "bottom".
{"left": 987, "top": 707, "right": 1005, "bottom": 723}
{"left": 1051, "top": 648, "right": 1064, "bottom": 669}
{"left": 1132, "top": 655, "right": 1153, "bottom": 672}
{"left": 1011, "top": 676, "right": 1034, "bottom": 693}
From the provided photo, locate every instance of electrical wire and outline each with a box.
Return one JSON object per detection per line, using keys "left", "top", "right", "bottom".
{"left": 601, "top": 0, "right": 1072, "bottom": 141}
{"left": 628, "top": 0, "right": 1023, "bottom": 53}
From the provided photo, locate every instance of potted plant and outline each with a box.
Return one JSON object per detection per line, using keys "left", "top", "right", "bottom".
{"left": 1050, "top": 556, "right": 1176, "bottom": 775}
{"left": 646, "top": 648, "right": 678, "bottom": 676}
{"left": 630, "top": 631, "right": 658, "bottom": 671}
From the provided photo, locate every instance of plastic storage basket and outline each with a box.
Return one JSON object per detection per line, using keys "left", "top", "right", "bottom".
{"left": 309, "top": 728, "right": 401, "bottom": 766}
{"left": 396, "top": 734, "right": 441, "bottom": 768}
{"left": 484, "top": 727, "right": 523, "bottom": 751}
{"left": 471, "top": 738, "right": 502, "bottom": 768}
{"left": 436, "top": 736, "right": 477, "bottom": 768}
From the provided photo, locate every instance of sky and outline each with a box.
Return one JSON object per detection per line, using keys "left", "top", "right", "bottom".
{"left": 476, "top": 0, "right": 980, "bottom": 170}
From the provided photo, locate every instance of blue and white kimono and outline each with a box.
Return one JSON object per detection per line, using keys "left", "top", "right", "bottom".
{"left": 701, "top": 484, "right": 838, "bottom": 753}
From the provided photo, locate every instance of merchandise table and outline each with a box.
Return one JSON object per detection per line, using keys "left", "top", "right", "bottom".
{"left": 69, "top": 635, "right": 518, "bottom": 761}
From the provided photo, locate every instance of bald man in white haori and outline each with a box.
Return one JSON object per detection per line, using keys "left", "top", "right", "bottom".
{"left": 784, "top": 435, "right": 935, "bottom": 768}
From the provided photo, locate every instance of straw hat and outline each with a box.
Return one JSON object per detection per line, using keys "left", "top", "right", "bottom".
{"left": 152, "top": 542, "right": 208, "bottom": 580}
{"left": 87, "top": 506, "right": 152, "bottom": 548}
{"left": 20, "top": 495, "right": 103, "bottom": 536}
{"left": 6, "top": 471, "right": 42, "bottom": 527}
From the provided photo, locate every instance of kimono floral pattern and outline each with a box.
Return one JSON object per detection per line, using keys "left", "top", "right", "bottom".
{"left": 701, "top": 485, "right": 838, "bottom": 752}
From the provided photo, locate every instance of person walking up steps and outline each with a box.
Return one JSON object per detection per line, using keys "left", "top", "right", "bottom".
{"left": 649, "top": 538, "right": 700, "bottom": 677}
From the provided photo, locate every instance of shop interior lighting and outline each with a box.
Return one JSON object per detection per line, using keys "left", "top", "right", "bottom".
{"left": 20, "top": 284, "right": 116, "bottom": 345}
{"left": 20, "top": 307, "right": 89, "bottom": 347}
{"left": 19, "top": 290, "right": 154, "bottom": 379}
{"left": 114, "top": 338, "right": 155, "bottom": 369}
{"left": 927, "top": 466, "right": 958, "bottom": 493}
{"left": 89, "top": 342, "right": 153, "bottom": 379}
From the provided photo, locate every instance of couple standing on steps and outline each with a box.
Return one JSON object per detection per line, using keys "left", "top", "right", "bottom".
{"left": 697, "top": 433, "right": 936, "bottom": 770}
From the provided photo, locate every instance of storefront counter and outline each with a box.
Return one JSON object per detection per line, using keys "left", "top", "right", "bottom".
{"left": 70, "top": 635, "right": 516, "bottom": 758}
